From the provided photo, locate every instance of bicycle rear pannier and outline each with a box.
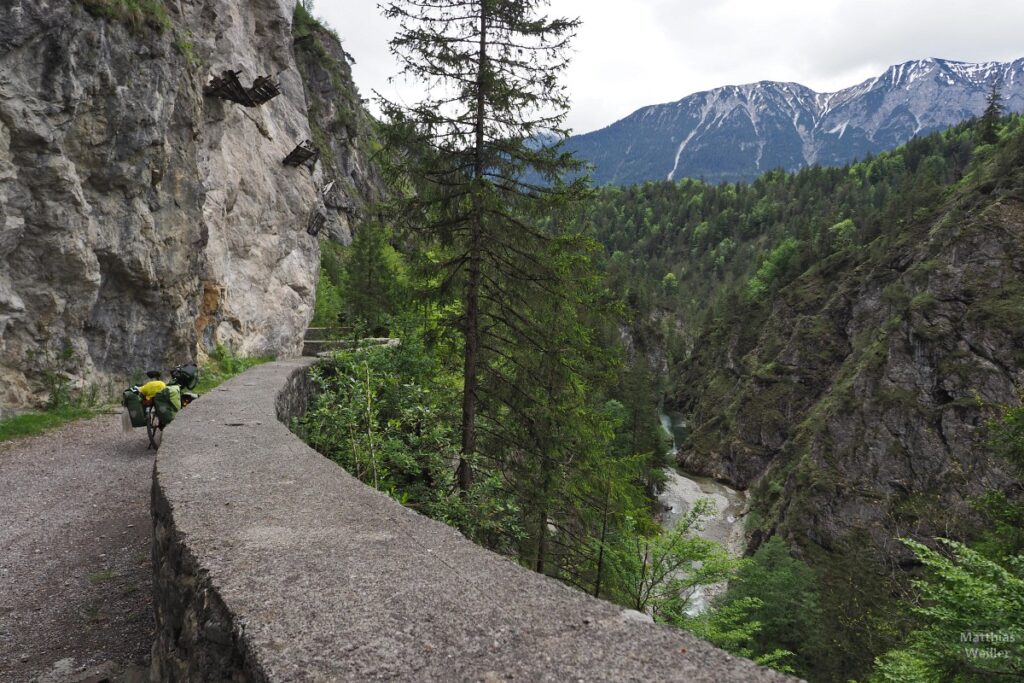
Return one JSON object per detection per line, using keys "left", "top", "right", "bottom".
{"left": 122, "top": 389, "right": 146, "bottom": 428}
{"left": 171, "top": 363, "right": 199, "bottom": 390}
{"left": 154, "top": 386, "right": 181, "bottom": 426}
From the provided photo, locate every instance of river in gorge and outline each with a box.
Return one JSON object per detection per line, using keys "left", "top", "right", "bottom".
{"left": 657, "top": 412, "right": 748, "bottom": 614}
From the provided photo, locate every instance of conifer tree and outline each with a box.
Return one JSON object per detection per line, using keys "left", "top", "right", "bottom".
{"left": 341, "top": 223, "right": 407, "bottom": 337}
{"left": 981, "top": 82, "right": 1004, "bottom": 144}
{"left": 378, "top": 0, "right": 587, "bottom": 491}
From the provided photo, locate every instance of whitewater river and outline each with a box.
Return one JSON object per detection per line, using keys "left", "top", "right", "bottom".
{"left": 657, "top": 413, "right": 747, "bottom": 613}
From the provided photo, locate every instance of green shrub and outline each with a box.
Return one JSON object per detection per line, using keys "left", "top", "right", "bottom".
{"left": 292, "top": 0, "right": 340, "bottom": 42}
{"left": 311, "top": 268, "right": 344, "bottom": 329}
{"left": 292, "top": 0, "right": 322, "bottom": 37}
{"left": 173, "top": 37, "right": 198, "bottom": 67}
{"left": 828, "top": 218, "right": 857, "bottom": 251}
{"left": 747, "top": 238, "right": 800, "bottom": 300}
{"left": 340, "top": 223, "right": 409, "bottom": 337}
{"left": 299, "top": 337, "right": 468, "bottom": 521}
{"left": 712, "top": 537, "right": 823, "bottom": 677}
{"left": 0, "top": 406, "right": 99, "bottom": 443}
{"left": 77, "top": 0, "right": 172, "bottom": 32}
{"left": 194, "top": 345, "right": 274, "bottom": 393}
{"left": 870, "top": 539, "right": 1024, "bottom": 683}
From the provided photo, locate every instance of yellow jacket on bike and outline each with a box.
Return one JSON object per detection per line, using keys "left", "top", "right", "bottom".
{"left": 139, "top": 380, "right": 167, "bottom": 400}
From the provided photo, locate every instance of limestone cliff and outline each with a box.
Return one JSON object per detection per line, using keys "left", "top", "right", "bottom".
{"left": 0, "top": 0, "right": 374, "bottom": 408}
{"left": 292, "top": 14, "right": 384, "bottom": 244}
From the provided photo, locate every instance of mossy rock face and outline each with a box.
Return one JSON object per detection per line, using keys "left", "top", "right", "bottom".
{"left": 291, "top": 5, "right": 387, "bottom": 245}
{"left": 77, "top": 0, "right": 172, "bottom": 32}
{"left": 971, "top": 280, "right": 1024, "bottom": 337}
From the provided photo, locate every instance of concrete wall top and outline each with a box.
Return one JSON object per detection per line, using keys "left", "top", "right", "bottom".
{"left": 152, "top": 359, "right": 794, "bottom": 681}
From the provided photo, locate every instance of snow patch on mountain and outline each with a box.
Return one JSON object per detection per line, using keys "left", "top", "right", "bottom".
{"left": 567, "top": 57, "right": 1024, "bottom": 185}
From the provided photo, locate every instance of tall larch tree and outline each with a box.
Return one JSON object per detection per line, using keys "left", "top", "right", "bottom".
{"left": 378, "top": 0, "right": 587, "bottom": 491}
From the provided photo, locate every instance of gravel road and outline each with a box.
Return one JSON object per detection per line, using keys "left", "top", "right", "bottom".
{"left": 0, "top": 412, "right": 155, "bottom": 682}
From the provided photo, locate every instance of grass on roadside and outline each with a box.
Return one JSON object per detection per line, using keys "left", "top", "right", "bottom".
{"left": 0, "top": 406, "right": 103, "bottom": 443}
{"left": 194, "top": 345, "right": 275, "bottom": 394}
{"left": 0, "top": 346, "right": 273, "bottom": 444}
{"left": 88, "top": 569, "right": 119, "bottom": 584}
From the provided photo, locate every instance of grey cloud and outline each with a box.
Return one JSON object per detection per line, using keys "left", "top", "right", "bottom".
{"left": 317, "top": 0, "right": 1024, "bottom": 133}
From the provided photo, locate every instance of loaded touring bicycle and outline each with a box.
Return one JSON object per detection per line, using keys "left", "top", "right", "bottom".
{"left": 122, "top": 363, "right": 199, "bottom": 450}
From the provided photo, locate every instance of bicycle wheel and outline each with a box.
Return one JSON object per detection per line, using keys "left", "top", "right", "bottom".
{"left": 146, "top": 406, "right": 162, "bottom": 451}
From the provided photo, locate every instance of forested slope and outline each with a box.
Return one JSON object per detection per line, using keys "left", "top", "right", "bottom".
{"left": 586, "top": 114, "right": 1024, "bottom": 678}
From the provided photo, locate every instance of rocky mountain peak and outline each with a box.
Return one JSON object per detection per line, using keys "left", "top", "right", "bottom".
{"left": 567, "top": 57, "right": 1024, "bottom": 185}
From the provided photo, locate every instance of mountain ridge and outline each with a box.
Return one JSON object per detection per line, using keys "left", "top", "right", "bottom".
{"left": 568, "top": 57, "right": 1024, "bottom": 185}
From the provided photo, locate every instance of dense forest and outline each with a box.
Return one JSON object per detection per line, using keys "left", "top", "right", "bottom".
{"left": 295, "top": 2, "right": 1023, "bottom": 679}
{"left": 308, "top": 113, "right": 1024, "bottom": 681}
{"left": 581, "top": 111, "right": 1024, "bottom": 680}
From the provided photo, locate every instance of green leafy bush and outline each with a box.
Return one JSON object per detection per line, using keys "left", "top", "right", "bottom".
{"left": 340, "top": 223, "right": 409, "bottom": 337}
{"left": 311, "top": 268, "right": 343, "bottom": 329}
{"left": 77, "top": 0, "right": 172, "bottom": 32}
{"left": 827, "top": 218, "right": 857, "bottom": 251}
{"left": 173, "top": 37, "right": 199, "bottom": 67}
{"left": 194, "top": 345, "right": 274, "bottom": 394}
{"left": 870, "top": 540, "right": 1024, "bottom": 682}
{"left": 603, "top": 499, "right": 735, "bottom": 616}
{"left": 747, "top": 238, "right": 800, "bottom": 300}
{"left": 709, "top": 537, "right": 822, "bottom": 677}
{"left": 298, "top": 338, "right": 489, "bottom": 529}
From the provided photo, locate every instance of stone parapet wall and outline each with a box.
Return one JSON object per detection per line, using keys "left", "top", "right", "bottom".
{"left": 151, "top": 359, "right": 794, "bottom": 682}
{"left": 274, "top": 360, "right": 317, "bottom": 426}
{"left": 151, "top": 480, "right": 256, "bottom": 682}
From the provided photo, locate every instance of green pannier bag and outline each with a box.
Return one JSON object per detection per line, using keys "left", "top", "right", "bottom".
{"left": 154, "top": 385, "right": 181, "bottom": 426}
{"left": 122, "top": 389, "right": 146, "bottom": 428}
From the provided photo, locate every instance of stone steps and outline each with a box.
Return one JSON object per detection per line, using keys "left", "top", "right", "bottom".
{"left": 302, "top": 339, "right": 348, "bottom": 356}
{"left": 302, "top": 336, "right": 400, "bottom": 357}
{"left": 304, "top": 326, "right": 351, "bottom": 341}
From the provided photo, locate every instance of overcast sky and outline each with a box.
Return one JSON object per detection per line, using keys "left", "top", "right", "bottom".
{"left": 315, "top": 0, "right": 1024, "bottom": 134}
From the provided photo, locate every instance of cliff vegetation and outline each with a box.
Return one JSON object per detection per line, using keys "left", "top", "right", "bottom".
{"left": 584, "top": 113, "right": 1024, "bottom": 680}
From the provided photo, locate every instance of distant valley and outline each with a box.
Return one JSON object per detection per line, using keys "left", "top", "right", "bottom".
{"left": 567, "top": 57, "right": 1024, "bottom": 184}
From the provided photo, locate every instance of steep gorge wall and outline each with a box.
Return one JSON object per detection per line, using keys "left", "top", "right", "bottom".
{"left": 678, "top": 186, "right": 1024, "bottom": 557}
{"left": 292, "top": 17, "right": 384, "bottom": 245}
{"left": 0, "top": 0, "right": 373, "bottom": 409}
{"left": 660, "top": 146, "right": 1024, "bottom": 669}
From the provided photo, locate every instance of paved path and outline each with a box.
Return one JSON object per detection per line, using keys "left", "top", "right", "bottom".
{"left": 0, "top": 413, "right": 154, "bottom": 683}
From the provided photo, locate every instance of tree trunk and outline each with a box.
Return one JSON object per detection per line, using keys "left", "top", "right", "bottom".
{"left": 458, "top": 1, "right": 489, "bottom": 492}
{"left": 535, "top": 508, "right": 547, "bottom": 574}
{"left": 593, "top": 483, "right": 610, "bottom": 597}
